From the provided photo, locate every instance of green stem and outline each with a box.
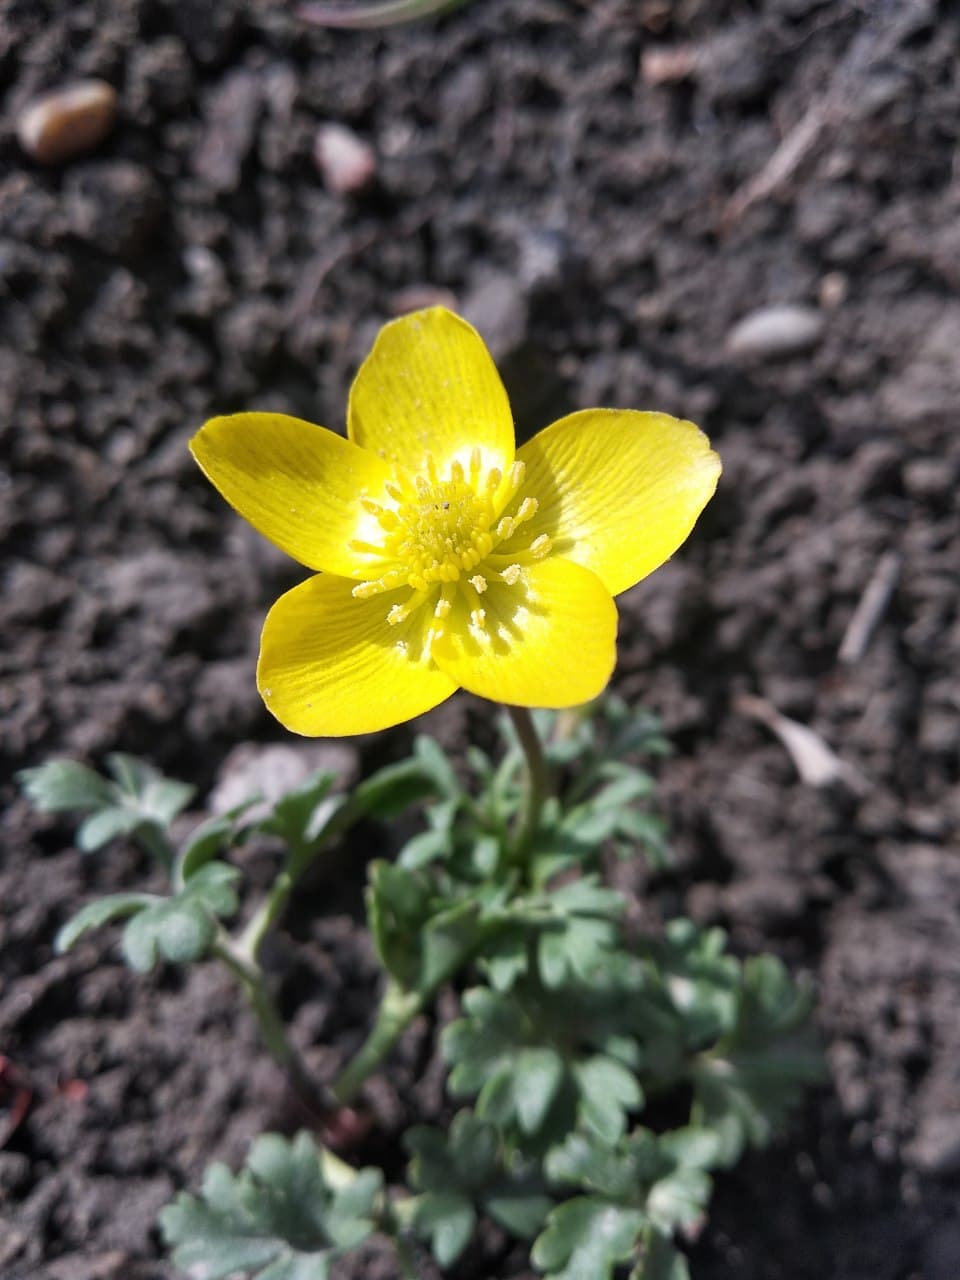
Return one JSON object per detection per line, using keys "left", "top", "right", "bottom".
{"left": 136, "top": 821, "right": 176, "bottom": 874}
{"left": 212, "top": 931, "right": 324, "bottom": 1113}
{"left": 237, "top": 864, "right": 297, "bottom": 963}
{"left": 329, "top": 979, "right": 423, "bottom": 1105}
{"left": 237, "top": 803, "right": 357, "bottom": 964}
{"left": 507, "top": 705, "right": 551, "bottom": 858}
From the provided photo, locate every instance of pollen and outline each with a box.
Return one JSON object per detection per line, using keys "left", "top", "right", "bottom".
{"left": 351, "top": 448, "right": 552, "bottom": 633}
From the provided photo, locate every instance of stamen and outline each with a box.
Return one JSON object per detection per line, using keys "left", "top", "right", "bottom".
{"left": 450, "top": 459, "right": 465, "bottom": 483}
{"left": 501, "top": 564, "right": 522, "bottom": 585}
{"left": 515, "top": 496, "right": 538, "bottom": 521}
{"left": 469, "top": 447, "right": 482, "bottom": 485}
{"left": 485, "top": 467, "right": 502, "bottom": 494}
{"left": 470, "top": 608, "right": 487, "bottom": 629}
{"left": 530, "top": 534, "right": 552, "bottom": 558}
{"left": 469, "top": 574, "right": 487, "bottom": 593}
{"left": 385, "top": 482, "right": 403, "bottom": 502}
{"left": 434, "top": 596, "right": 452, "bottom": 619}
{"left": 496, "top": 516, "right": 515, "bottom": 540}
{"left": 352, "top": 567, "right": 408, "bottom": 599}
{"left": 508, "top": 460, "right": 525, "bottom": 490}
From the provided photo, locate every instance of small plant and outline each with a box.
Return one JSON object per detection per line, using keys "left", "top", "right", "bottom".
{"left": 22, "top": 309, "right": 821, "bottom": 1277}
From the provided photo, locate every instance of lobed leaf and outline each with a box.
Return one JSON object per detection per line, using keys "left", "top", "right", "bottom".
{"left": 18, "top": 759, "right": 114, "bottom": 814}
{"left": 160, "top": 1132, "right": 380, "bottom": 1280}
{"left": 54, "top": 892, "right": 158, "bottom": 953}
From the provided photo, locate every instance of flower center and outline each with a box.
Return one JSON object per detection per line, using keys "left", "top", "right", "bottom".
{"left": 349, "top": 447, "right": 552, "bottom": 641}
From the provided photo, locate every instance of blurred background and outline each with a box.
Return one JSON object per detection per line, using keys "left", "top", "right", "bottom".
{"left": 2, "top": 1, "right": 959, "bottom": 1277}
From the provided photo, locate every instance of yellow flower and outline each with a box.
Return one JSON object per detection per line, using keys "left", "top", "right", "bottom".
{"left": 191, "top": 308, "right": 720, "bottom": 736}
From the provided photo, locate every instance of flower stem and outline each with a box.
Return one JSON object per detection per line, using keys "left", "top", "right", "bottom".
{"left": 236, "top": 864, "right": 296, "bottom": 963}
{"left": 212, "top": 930, "right": 325, "bottom": 1114}
{"left": 507, "top": 705, "right": 551, "bottom": 858}
{"left": 329, "top": 979, "right": 423, "bottom": 1105}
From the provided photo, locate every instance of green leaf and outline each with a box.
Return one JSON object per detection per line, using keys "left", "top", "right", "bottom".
{"left": 544, "top": 1129, "right": 711, "bottom": 1233}
{"left": 513, "top": 1047, "right": 565, "bottom": 1135}
{"left": 54, "top": 892, "right": 157, "bottom": 953}
{"left": 119, "top": 861, "right": 241, "bottom": 972}
{"left": 351, "top": 752, "right": 444, "bottom": 820}
{"left": 106, "top": 753, "right": 161, "bottom": 795}
{"left": 573, "top": 1055, "right": 643, "bottom": 1143}
{"left": 183, "top": 861, "right": 242, "bottom": 916}
{"left": 690, "top": 955, "right": 823, "bottom": 1165}
{"left": 77, "top": 806, "right": 143, "bottom": 852}
{"left": 485, "top": 1188, "right": 553, "bottom": 1239}
{"left": 122, "top": 897, "right": 215, "bottom": 972}
{"left": 178, "top": 802, "right": 259, "bottom": 882}
{"left": 532, "top": 1197, "right": 646, "bottom": 1280}
{"left": 140, "top": 777, "right": 196, "bottom": 826}
{"left": 479, "top": 931, "right": 529, "bottom": 992}
{"left": 406, "top": 1111, "right": 499, "bottom": 1194}
{"left": 407, "top": 1111, "right": 553, "bottom": 1263}
{"left": 632, "top": 1228, "right": 691, "bottom": 1280}
{"left": 368, "top": 862, "right": 479, "bottom": 994}
{"left": 259, "top": 772, "right": 337, "bottom": 847}
{"left": 17, "top": 759, "right": 113, "bottom": 813}
{"left": 412, "top": 1192, "right": 475, "bottom": 1267}
{"left": 161, "top": 1132, "right": 380, "bottom": 1280}
{"left": 538, "top": 916, "right": 619, "bottom": 989}
{"left": 397, "top": 827, "right": 450, "bottom": 869}
{"left": 418, "top": 899, "right": 483, "bottom": 993}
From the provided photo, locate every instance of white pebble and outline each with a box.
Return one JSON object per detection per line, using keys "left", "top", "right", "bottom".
{"left": 726, "top": 304, "right": 824, "bottom": 360}
{"left": 314, "top": 123, "right": 376, "bottom": 195}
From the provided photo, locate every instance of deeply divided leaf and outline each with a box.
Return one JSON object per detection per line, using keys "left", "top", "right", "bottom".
{"left": 160, "top": 1132, "right": 381, "bottom": 1280}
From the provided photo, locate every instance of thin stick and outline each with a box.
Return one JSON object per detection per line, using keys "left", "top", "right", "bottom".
{"left": 838, "top": 551, "right": 900, "bottom": 664}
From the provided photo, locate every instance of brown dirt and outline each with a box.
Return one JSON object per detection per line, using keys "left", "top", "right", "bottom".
{"left": 2, "top": 1, "right": 959, "bottom": 1277}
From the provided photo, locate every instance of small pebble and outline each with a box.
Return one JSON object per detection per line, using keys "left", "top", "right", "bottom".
{"left": 726, "top": 303, "right": 824, "bottom": 360}
{"left": 17, "top": 79, "right": 118, "bottom": 165}
{"left": 819, "top": 271, "right": 848, "bottom": 310}
{"left": 641, "top": 45, "right": 696, "bottom": 86}
{"left": 314, "top": 123, "right": 376, "bottom": 195}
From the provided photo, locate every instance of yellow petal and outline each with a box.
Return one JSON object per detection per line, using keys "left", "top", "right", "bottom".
{"left": 347, "top": 308, "right": 515, "bottom": 478}
{"left": 516, "top": 410, "right": 720, "bottom": 598}
{"left": 258, "top": 574, "right": 458, "bottom": 736}
{"left": 431, "top": 558, "right": 617, "bottom": 708}
{"left": 191, "top": 413, "right": 394, "bottom": 576}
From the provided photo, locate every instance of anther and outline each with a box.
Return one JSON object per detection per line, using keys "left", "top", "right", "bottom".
{"left": 508, "top": 460, "right": 525, "bottom": 490}
{"left": 515, "top": 496, "right": 538, "bottom": 521}
{"left": 501, "top": 564, "right": 522, "bottom": 585}
{"left": 469, "top": 447, "right": 482, "bottom": 484}
{"left": 470, "top": 608, "right": 487, "bottom": 629}
{"left": 530, "top": 534, "right": 552, "bottom": 558}
{"left": 469, "top": 574, "right": 487, "bottom": 593}
{"left": 496, "top": 516, "right": 515, "bottom": 540}
{"left": 450, "top": 459, "right": 465, "bottom": 483}
{"left": 485, "top": 467, "right": 502, "bottom": 494}
{"left": 434, "top": 597, "right": 452, "bottom": 619}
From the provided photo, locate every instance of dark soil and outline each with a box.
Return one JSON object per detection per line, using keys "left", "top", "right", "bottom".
{"left": 3, "top": 0, "right": 959, "bottom": 1276}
